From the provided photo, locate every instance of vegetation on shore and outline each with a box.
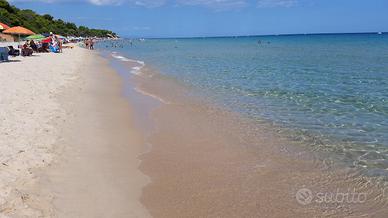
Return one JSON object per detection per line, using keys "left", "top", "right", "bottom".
{"left": 0, "top": 0, "right": 117, "bottom": 37}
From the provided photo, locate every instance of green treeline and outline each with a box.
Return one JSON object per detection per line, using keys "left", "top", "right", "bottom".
{"left": 0, "top": 0, "right": 117, "bottom": 37}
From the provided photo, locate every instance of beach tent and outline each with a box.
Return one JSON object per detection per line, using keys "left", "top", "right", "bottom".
{"left": 3, "top": 26, "right": 35, "bottom": 42}
{"left": 0, "top": 22, "right": 10, "bottom": 31}
{"left": 25, "top": 34, "right": 46, "bottom": 40}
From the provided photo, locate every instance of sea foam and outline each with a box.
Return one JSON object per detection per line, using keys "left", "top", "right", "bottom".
{"left": 111, "top": 52, "right": 145, "bottom": 76}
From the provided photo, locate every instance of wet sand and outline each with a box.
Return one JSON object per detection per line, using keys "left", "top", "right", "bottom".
{"left": 128, "top": 64, "right": 388, "bottom": 217}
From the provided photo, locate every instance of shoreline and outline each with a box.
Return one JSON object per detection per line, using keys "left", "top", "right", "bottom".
{"left": 1, "top": 45, "right": 388, "bottom": 217}
{"left": 108, "top": 50, "right": 388, "bottom": 217}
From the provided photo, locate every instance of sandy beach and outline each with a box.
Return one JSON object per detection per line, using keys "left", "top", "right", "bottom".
{"left": 0, "top": 48, "right": 83, "bottom": 216}
{"left": 0, "top": 47, "right": 150, "bottom": 217}
{"left": 2, "top": 0, "right": 387, "bottom": 217}
{"left": 1, "top": 44, "right": 387, "bottom": 218}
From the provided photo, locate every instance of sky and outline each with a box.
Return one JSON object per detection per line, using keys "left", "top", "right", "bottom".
{"left": 8, "top": 0, "right": 388, "bottom": 38}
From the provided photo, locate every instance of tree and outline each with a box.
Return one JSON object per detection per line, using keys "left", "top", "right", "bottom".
{"left": 0, "top": 0, "right": 117, "bottom": 37}
{"left": 43, "top": 14, "right": 53, "bottom": 21}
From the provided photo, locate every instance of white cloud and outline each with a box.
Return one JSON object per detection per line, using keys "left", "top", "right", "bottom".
{"left": 88, "top": 0, "right": 123, "bottom": 5}
{"left": 8, "top": 0, "right": 298, "bottom": 9}
{"left": 8, "top": 0, "right": 166, "bottom": 7}
{"left": 176, "top": 0, "right": 247, "bottom": 10}
{"left": 8, "top": 0, "right": 61, "bottom": 2}
{"left": 87, "top": 0, "right": 166, "bottom": 7}
{"left": 257, "top": 0, "right": 297, "bottom": 8}
{"left": 132, "top": 0, "right": 166, "bottom": 8}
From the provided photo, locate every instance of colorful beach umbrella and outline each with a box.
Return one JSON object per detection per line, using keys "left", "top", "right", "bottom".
{"left": 0, "top": 22, "right": 10, "bottom": 30}
{"left": 25, "top": 34, "right": 46, "bottom": 40}
{"left": 56, "top": 35, "right": 67, "bottom": 39}
{"left": 3, "top": 26, "right": 35, "bottom": 35}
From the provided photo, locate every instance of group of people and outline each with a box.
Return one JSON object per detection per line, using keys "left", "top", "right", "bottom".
{"left": 21, "top": 40, "right": 48, "bottom": 56}
{"left": 20, "top": 32, "right": 63, "bottom": 57}
{"left": 84, "top": 38, "right": 95, "bottom": 50}
{"left": 1, "top": 32, "right": 92, "bottom": 62}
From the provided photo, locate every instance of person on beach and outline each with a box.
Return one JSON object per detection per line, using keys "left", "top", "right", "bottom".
{"left": 90, "top": 38, "right": 94, "bottom": 50}
{"left": 47, "top": 33, "right": 60, "bottom": 53}
{"left": 57, "top": 36, "right": 63, "bottom": 53}
{"left": 30, "top": 40, "right": 38, "bottom": 52}
{"left": 39, "top": 42, "right": 50, "bottom": 53}
{"left": 49, "top": 32, "right": 56, "bottom": 43}
{"left": 21, "top": 41, "right": 33, "bottom": 56}
{"left": 85, "top": 39, "right": 90, "bottom": 49}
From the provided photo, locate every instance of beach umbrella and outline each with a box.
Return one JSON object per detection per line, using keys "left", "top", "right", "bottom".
{"left": 56, "top": 35, "right": 67, "bottom": 39}
{"left": 3, "top": 26, "right": 35, "bottom": 42}
{"left": 55, "top": 35, "right": 68, "bottom": 42}
{"left": 25, "top": 34, "right": 45, "bottom": 40}
{"left": 3, "top": 26, "right": 35, "bottom": 35}
{"left": 0, "top": 22, "right": 10, "bottom": 31}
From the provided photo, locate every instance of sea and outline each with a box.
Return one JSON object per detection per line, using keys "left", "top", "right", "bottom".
{"left": 97, "top": 33, "right": 388, "bottom": 177}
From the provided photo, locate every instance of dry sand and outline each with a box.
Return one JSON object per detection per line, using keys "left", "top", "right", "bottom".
{"left": 1, "top": 48, "right": 84, "bottom": 217}
{"left": 0, "top": 47, "right": 150, "bottom": 217}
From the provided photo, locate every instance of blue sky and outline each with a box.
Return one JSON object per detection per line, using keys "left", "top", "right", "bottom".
{"left": 8, "top": 0, "right": 388, "bottom": 38}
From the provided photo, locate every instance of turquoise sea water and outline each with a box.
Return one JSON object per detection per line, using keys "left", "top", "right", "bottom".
{"left": 98, "top": 33, "right": 388, "bottom": 175}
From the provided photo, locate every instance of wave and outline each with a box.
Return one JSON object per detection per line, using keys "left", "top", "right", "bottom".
{"left": 111, "top": 52, "right": 145, "bottom": 75}
{"left": 111, "top": 52, "right": 130, "bottom": 62}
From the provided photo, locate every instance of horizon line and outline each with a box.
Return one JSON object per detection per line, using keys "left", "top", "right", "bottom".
{"left": 122, "top": 31, "right": 387, "bottom": 40}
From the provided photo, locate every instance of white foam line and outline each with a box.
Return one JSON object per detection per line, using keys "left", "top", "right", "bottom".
{"left": 111, "top": 53, "right": 145, "bottom": 65}
{"left": 130, "top": 66, "right": 143, "bottom": 75}
{"left": 112, "top": 53, "right": 130, "bottom": 62}
{"left": 134, "top": 87, "right": 171, "bottom": 104}
{"left": 110, "top": 53, "right": 168, "bottom": 102}
{"left": 135, "top": 60, "right": 145, "bottom": 66}
{"left": 111, "top": 52, "right": 146, "bottom": 76}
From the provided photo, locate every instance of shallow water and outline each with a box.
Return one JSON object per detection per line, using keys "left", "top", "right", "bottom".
{"left": 97, "top": 33, "right": 388, "bottom": 176}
